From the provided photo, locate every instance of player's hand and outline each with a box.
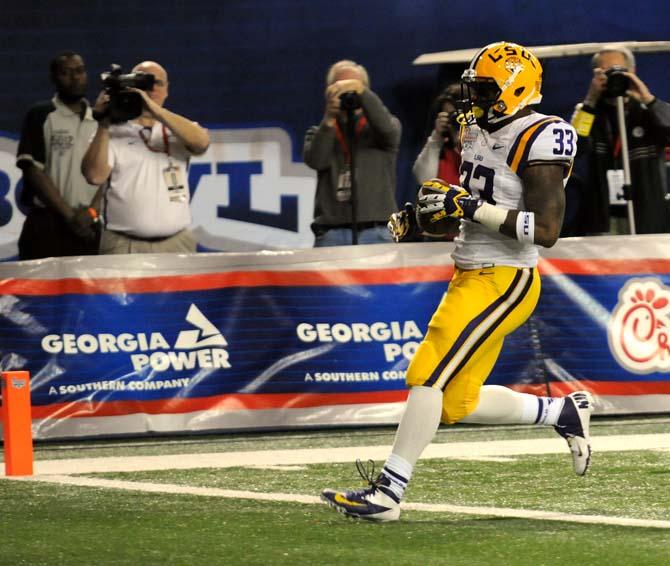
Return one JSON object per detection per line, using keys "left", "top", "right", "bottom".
{"left": 417, "top": 179, "right": 478, "bottom": 221}
{"left": 388, "top": 203, "right": 419, "bottom": 243}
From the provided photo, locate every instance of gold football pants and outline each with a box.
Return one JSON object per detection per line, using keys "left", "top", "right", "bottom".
{"left": 406, "top": 266, "right": 540, "bottom": 424}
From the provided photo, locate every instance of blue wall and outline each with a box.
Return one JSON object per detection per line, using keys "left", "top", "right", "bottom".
{"left": 2, "top": 0, "right": 668, "bottom": 205}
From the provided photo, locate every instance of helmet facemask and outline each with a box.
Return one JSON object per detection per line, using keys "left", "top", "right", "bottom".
{"left": 459, "top": 71, "right": 505, "bottom": 128}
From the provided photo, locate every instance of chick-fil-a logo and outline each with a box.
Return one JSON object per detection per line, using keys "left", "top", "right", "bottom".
{"left": 608, "top": 278, "right": 670, "bottom": 374}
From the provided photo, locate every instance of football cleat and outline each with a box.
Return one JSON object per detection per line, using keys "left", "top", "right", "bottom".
{"left": 320, "top": 460, "right": 401, "bottom": 522}
{"left": 554, "top": 391, "right": 595, "bottom": 476}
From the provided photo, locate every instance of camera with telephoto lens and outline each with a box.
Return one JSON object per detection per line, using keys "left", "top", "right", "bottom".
{"left": 604, "top": 66, "right": 630, "bottom": 98}
{"left": 97, "top": 64, "right": 156, "bottom": 123}
{"left": 339, "top": 91, "right": 361, "bottom": 111}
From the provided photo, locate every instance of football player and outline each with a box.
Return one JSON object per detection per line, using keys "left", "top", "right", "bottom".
{"left": 321, "top": 42, "right": 594, "bottom": 522}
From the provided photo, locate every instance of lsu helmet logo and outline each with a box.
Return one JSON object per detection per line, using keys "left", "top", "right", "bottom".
{"left": 608, "top": 278, "right": 670, "bottom": 374}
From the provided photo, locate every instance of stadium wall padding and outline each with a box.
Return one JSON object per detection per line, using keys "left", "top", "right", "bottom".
{"left": 1, "top": 235, "right": 669, "bottom": 439}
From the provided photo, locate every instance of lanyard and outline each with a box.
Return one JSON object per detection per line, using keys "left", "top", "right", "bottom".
{"left": 604, "top": 107, "right": 623, "bottom": 161}
{"left": 613, "top": 136, "right": 622, "bottom": 160}
{"left": 138, "top": 123, "right": 170, "bottom": 157}
{"left": 334, "top": 116, "right": 368, "bottom": 164}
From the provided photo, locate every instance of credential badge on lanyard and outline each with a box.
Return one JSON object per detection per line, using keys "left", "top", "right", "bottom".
{"left": 139, "top": 124, "right": 188, "bottom": 203}
{"left": 334, "top": 116, "right": 367, "bottom": 203}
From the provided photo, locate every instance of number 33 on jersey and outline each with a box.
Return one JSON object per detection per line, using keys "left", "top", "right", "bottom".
{"left": 455, "top": 113, "right": 577, "bottom": 269}
{"left": 459, "top": 113, "right": 577, "bottom": 207}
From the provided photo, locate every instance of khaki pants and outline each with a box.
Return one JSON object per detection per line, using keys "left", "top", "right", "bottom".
{"left": 100, "top": 228, "right": 197, "bottom": 254}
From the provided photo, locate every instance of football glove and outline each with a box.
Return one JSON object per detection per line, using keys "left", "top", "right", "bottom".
{"left": 416, "top": 179, "right": 482, "bottom": 226}
{"left": 387, "top": 203, "right": 421, "bottom": 243}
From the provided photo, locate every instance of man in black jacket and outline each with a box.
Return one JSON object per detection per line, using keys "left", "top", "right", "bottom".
{"left": 570, "top": 45, "right": 670, "bottom": 235}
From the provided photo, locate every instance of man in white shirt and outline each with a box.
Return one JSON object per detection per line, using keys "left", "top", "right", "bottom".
{"left": 82, "top": 61, "right": 209, "bottom": 254}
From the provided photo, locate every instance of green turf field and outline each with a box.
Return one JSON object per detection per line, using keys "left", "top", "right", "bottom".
{"left": 1, "top": 417, "right": 669, "bottom": 565}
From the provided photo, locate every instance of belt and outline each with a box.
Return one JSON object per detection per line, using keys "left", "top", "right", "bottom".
{"left": 112, "top": 230, "right": 178, "bottom": 243}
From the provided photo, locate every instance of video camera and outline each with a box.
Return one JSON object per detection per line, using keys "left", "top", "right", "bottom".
{"left": 98, "top": 64, "right": 155, "bottom": 123}
{"left": 604, "top": 66, "right": 630, "bottom": 98}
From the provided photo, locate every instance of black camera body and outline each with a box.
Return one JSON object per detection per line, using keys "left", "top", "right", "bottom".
{"left": 339, "top": 91, "right": 361, "bottom": 112}
{"left": 605, "top": 66, "right": 630, "bottom": 98}
{"left": 100, "top": 64, "right": 155, "bottom": 123}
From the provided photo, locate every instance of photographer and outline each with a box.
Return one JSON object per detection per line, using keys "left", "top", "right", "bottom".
{"left": 412, "top": 84, "right": 462, "bottom": 186}
{"left": 82, "top": 61, "right": 209, "bottom": 254}
{"left": 303, "top": 60, "right": 401, "bottom": 247}
{"left": 412, "top": 85, "right": 462, "bottom": 242}
{"left": 571, "top": 46, "right": 670, "bottom": 234}
{"left": 16, "top": 51, "right": 100, "bottom": 260}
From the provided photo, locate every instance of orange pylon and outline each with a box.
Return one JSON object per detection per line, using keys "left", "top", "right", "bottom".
{"left": 1, "top": 371, "right": 34, "bottom": 476}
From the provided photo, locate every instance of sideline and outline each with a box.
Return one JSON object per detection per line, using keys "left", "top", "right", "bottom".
{"left": 16, "top": 474, "right": 670, "bottom": 530}
{"left": 22, "top": 432, "right": 670, "bottom": 475}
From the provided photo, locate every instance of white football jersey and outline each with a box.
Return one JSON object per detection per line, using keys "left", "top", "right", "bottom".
{"left": 452, "top": 112, "right": 577, "bottom": 269}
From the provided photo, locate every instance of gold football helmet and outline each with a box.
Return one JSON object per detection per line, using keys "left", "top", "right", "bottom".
{"left": 460, "top": 41, "right": 543, "bottom": 126}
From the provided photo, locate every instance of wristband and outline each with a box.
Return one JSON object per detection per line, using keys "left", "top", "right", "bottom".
{"left": 515, "top": 211, "right": 535, "bottom": 243}
{"left": 571, "top": 106, "right": 595, "bottom": 137}
{"left": 472, "top": 202, "right": 507, "bottom": 232}
{"left": 87, "top": 207, "right": 99, "bottom": 223}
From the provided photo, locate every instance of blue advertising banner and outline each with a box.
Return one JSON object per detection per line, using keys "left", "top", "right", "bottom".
{"left": 1, "top": 237, "right": 669, "bottom": 439}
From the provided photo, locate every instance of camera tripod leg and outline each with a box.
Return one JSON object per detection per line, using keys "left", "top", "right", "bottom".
{"left": 616, "top": 95, "right": 636, "bottom": 235}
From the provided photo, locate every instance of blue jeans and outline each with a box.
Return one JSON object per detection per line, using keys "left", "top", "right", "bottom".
{"left": 314, "top": 225, "right": 392, "bottom": 247}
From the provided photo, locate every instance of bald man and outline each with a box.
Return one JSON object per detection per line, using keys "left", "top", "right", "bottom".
{"left": 82, "top": 61, "right": 210, "bottom": 254}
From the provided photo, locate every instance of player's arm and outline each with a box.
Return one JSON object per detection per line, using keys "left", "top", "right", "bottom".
{"left": 415, "top": 171, "right": 565, "bottom": 248}
{"left": 416, "top": 120, "right": 574, "bottom": 247}
{"left": 499, "top": 163, "right": 566, "bottom": 247}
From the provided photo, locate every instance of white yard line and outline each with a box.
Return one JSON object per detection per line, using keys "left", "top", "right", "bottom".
{"left": 35, "top": 417, "right": 670, "bottom": 452}
{"left": 27, "top": 432, "right": 670, "bottom": 475}
{"left": 15, "top": 474, "right": 670, "bottom": 530}
{"left": 5, "top": 432, "right": 670, "bottom": 529}
{"left": 39, "top": 417, "right": 670, "bottom": 451}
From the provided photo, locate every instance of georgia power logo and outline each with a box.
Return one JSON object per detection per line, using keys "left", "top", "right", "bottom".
{"left": 41, "top": 304, "right": 231, "bottom": 373}
{"left": 608, "top": 278, "right": 670, "bottom": 374}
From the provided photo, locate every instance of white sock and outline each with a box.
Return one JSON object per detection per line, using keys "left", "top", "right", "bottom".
{"left": 536, "top": 396, "right": 565, "bottom": 426}
{"left": 381, "top": 385, "right": 442, "bottom": 500}
{"left": 462, "top": 385, "right": 564, "bottom": 425}
{"left": 381, "top": 453, "right": 412, "bottom": 501}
